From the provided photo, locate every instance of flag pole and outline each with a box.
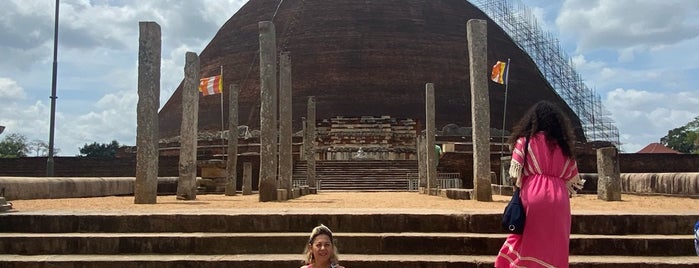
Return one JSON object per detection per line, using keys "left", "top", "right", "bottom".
{"left": 499, "top": 58, "right": 511, "bottom": 174}
{"left": 220, "top": 66, "right": 226, "bottom": 160}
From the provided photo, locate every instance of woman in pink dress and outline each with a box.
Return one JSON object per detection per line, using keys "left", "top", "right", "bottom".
{"left": 495, "top": 101, "right": 584, "bottom": 268}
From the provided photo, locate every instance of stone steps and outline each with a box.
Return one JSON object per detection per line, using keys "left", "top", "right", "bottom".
{"left": 1, "top": 211, "right": 697, "bottom": 267}
{"left": 0, "top": 232, "right": 693, "bottom": 256}
{"left": 0, "top": 254, "right": 697, "bottom": 268}
{"left": 293, "top": 160, "right": 419, "bottom": 190}
{"left": 1, "top": 212, "right": 695, "bottom": 235}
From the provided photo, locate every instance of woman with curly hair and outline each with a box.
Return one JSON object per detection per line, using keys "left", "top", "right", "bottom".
{"left": 301, "top": 224, "right": 345, "bottom": 268}
{"left": 495, "top": 101, "right": 584, "bottom": 268}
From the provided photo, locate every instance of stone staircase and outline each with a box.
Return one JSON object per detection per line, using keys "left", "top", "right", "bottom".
{"left": 0, "top": 210, "right": 697, "bottom": 267}
{"left": 293, "top": 160, "right": 418, "bottom": 191}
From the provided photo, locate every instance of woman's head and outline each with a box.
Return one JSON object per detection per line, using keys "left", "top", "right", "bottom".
{"left": 509, "top": 101, "right": 576, "bottom": 157}
{"left": 303, "top": 224, "right": 340, "bottom": 265}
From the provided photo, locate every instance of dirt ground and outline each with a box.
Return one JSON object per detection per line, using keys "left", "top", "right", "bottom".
{"left": 7, "top": 192, "right": 699, "bottom": 214}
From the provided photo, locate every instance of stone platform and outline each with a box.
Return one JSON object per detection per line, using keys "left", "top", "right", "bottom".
{"left": 1, "top": 192, "right": 699, "bottom": 267}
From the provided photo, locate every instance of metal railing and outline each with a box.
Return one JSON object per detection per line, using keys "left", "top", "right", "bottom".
{"left": 292, "top": 179, "right": 308, "bottom": 188}
{"left": 407, "top": 173, "right": 462, "bottom": 191}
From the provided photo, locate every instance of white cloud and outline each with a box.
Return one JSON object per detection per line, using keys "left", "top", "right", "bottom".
{"left": 0, "top": 100, "right": 50, "bottom": 144}
{"left": 605, "top": 88, "right": 699, "bottom": 152}
{"left": 570, "top": 54, "right": 604, "bottom": 70}
{"left": 0, "top": 0, "right": 248, "bottom": 155}
{"left": 0, "top": 77, "right": 26, "bottom": 100}
{"left": 557, "top": 0, "right": 699, "bottom": 52}
{"left": 67, "top": 90, "right": 138, "bottom": 150}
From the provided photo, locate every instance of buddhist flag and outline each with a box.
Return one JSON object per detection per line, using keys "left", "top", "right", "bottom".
{"left": 199, "top": 75, "right": 223, "bottom": 96}
{"left": 491, "top": 61, "right": 508, "bottom": 85}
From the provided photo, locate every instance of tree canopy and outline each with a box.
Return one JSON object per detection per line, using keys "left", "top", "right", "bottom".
{"left": 0, "top": 133, "right": 30, "bottom": 158}
{"left": 660, "top": 116, "right": 699, "bottom": 154}
{"left": 0, "top": 134, "right": 59, "bottom": 157}
{"left": 79, "top": 140, "right": 122, "bottom": 158}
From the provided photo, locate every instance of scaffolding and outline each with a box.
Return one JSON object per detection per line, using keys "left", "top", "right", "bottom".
{"left": 472, "top": 0, "right": 621, "bottom": 148}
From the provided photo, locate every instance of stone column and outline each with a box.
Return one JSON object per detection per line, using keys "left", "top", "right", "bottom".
{"left": 306, "top": 96, "right": 317, "bottom": 190}
{"left": 500, "top": 156, "right": 512, "bottom": 186}
{"left": 425, "top": 83, "right": 437, "bottom": 195}
{"left": 177, "top": 51, "right": 199, "bottom": 200}
{"left": 225, "top": 84, "right": 239, "bottom": 196}
{"left": 258, "top": 21, "right": 278, "bottom": 202}
{"left": 301, "top": 117, "right": 307, "bottom": 159}
{"left": 135, "top": 21, "right": 160, "bottom": 204}
{"left": 417, "top": 135, "right": 427, "bottom": 193}
{"left": 468, "top": 19, "right": 493, "bottom": 202}
{"left": 242, "top": 162, "right": 253, "bottom": 195}
{"left": 278, "top": 52, "right": 293, "bottom": 198}
{"left": 597, "top": 147, "right": 622, "bottom": 201}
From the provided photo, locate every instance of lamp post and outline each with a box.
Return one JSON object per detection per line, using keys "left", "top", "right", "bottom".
{"left": 47, "top": 0, "right": 59, "bottom": 177}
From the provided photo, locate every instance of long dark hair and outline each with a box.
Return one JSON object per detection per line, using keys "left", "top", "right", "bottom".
{"left": 508, "top": 101, "right": 576, "bottom": 157}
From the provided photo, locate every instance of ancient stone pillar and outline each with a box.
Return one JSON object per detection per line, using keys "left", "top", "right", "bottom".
{"left": 135, "top": 21, "right": 160, "bottom": 204}
{"left": 306, "top": 96, "right": 317, "bottom": 190}
{"left": 468, "top": 19, "right": 493, "bottom": 202}
{"left": 177, "top": 51, "right": 199, "bottom": 200}
{"left": 425, "top": 83, "right": 437, "bottom": 195}
{"left": 242, "top": 162, "right": 253, "bottom": 195}
{"left": 278, "top": 52, "right": 293, "bottom": 198}
{"left": 225, "top": 84, "right": 239, "bottom": 196}
{"left": 301, "top": 117, "right": 307, "bottom": 159}
{"left": 597, "top": 147, "right": 622, "bottom": 201}
{"left": 417, "top": 135, "right": 427, "bottom": 192}
{"left": 258, "top": 21, "right": 278, "bottom": 202}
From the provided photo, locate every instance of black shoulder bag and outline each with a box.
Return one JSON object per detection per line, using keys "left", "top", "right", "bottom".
{"left": 501, "top": 136, "right": 529, "bottom": 234}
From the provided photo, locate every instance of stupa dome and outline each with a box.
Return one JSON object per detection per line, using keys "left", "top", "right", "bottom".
{"left": 158, "top": 0, "right": 585, "bottom": 140}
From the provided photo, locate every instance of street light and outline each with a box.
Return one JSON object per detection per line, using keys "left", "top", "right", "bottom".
{"left": 47, "top": 0, "right": 59, "bottom": 176}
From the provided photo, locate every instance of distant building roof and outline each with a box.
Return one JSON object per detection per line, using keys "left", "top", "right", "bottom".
{"left": 636, "top": 143, "right": 681, "bottom": 154}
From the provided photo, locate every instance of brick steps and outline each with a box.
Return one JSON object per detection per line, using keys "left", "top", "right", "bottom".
{"left": 0, "top": 254, "right": 697, "bottom": 268}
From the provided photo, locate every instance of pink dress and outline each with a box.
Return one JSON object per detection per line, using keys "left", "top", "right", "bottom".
{"left": 494, "top": 132, "right": 579, "bottom": 268}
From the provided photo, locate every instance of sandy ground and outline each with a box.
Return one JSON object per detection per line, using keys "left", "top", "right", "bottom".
{"left": 7, "top": 192, "right": 699, "bottom": 214}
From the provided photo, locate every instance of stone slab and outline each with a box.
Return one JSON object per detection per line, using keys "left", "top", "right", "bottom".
{"left": 0, "top": 254, "right": 697, "bottom": 268}
{"left": 0, "top": 232, "right": 692, "bottom": 256}
{"left": 491, "top": 184, "right": 514, "bottom": 196}
{"left": 276, "top": 189, "right": 287, "bottom": 201}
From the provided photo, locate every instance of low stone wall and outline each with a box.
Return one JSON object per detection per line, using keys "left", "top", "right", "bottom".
{"left": 579, "top": 173, "right": 699, "bottom": 196}
{"left": 0, "top": 177, "right": 178, "bottom": 200}
{"left": 621, "top": 173, "right": 699, "bottom": 196}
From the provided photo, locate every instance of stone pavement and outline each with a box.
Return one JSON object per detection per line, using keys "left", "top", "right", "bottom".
{"left": 7, "top": 192, "right": 699, "bottom": 214}
{"left": 2, "top": 192, "right": 699, "bottom": 267}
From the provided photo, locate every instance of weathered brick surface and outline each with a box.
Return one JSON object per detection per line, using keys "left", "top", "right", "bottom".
{"left": 157, "top": 0, "right": 584, "bottom": 141}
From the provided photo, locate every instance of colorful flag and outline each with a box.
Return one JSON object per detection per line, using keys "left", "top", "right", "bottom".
{"left": 491, "top": 61, "right": 508, "bottom": 85}
{"left": 199, "top": 75, "right": 223, "bottom": 96}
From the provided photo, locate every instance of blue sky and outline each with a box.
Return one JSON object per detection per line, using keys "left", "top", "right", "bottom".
{"left": 0, "top": 0, "right": 697, "bottom": 156}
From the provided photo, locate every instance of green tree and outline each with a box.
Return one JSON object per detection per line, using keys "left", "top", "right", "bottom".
{"left": 0, "top": 133, "right": 30, "bottom": 158}
{"left": 29, "top": 140, "right": 48, "bottom": 156}
{"left": 660, "top": 116, "right": 699, "bottom": 154}
{"left": 79, "top": 140, "right": 122, "bottom": 158}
